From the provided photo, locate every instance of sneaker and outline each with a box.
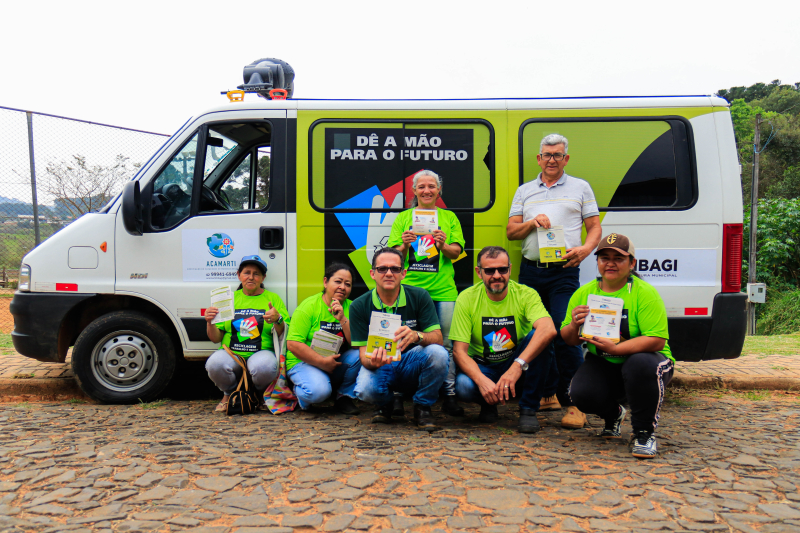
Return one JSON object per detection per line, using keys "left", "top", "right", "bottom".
{"left": 518, "top": 408, "right": 541, "bottom": 434}
{"left": 391, "top": 394, "right": 405, "bottom": 417}
{"left": 372, "top": 405, "right": 393, "bottom": 424}
{"left": 334, "top": 396, "right": 360, "bottom": 415}
{"left": 478, "top": 404, "right": 499, "bottom": 423}
{"left": 539, "top": 394, "right": 561, "bottom": 411}
{"left": 599, "top": 405, "right": 627, "bottom": 438}
{"left": 631, "top": 430, "right": 657, "bottom": 459}
{"left": 441, "top": 395, "right": 465, "bottom": 417}
{"left": 561, "top": 406, "right": 587, "bottom": 429}
{"left": 413, "top": 403, "right": 437, "bottom": 430}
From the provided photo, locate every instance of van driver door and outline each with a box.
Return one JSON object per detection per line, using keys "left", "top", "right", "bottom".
{"left": 115, "top": 111, "right": 288, "bottom": 358}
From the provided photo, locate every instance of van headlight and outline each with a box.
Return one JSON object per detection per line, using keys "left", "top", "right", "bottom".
{"left": 19, "top": 264, "right": 30, "bottom": 291}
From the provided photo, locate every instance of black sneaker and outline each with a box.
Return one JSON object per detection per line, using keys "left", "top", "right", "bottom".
{"left": 599, "top": 405, "right": 627, "bottom": 438}
{"left": 334, "top": 396, "right": 360, "bottom": 415}
{"left": 441, "top": 395, "right": 465, "bottom": 417}
{"left": 391, "top": 394, "right": 405, "bottom": 417}
{"left": 518, "top": 408, "right": 541, "bottom": 434}
{"left": 478, "top": 404, "right": 499, "bottom": 423}
{"left": 413, "top": 403, "right": 437, "bottom": 430}
{"left": 631, "top": 430, "right": 657, "bottom": 459}
{"left": 372, "top": 405, "right": 393, "bottom": 424}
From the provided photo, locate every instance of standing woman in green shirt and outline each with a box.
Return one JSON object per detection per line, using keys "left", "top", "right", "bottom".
{"left": 204, "top": 255, "right": 287, "bottom": 412}
{"left": 285, "top": 263, "right": 361, "bottom": 415}
{"left": 561, "top": 234, "right": 674, "bottom": 459}
{"left": 388, "top": 169, "right": 465, "bottom": 417}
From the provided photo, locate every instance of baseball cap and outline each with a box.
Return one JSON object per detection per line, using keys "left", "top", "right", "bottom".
{"left": 238, "top": 255, "right": 268, "bottom": 275}
{"left": 595, "top": 233, "right": 636, "bottom": 258}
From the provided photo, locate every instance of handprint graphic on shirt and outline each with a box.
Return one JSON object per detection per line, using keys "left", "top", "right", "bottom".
{"left": 414, "top": 234, "right": 439, "bottom": 261}
{"left": 491, "top": 331, "right": 510, "bottom": 353}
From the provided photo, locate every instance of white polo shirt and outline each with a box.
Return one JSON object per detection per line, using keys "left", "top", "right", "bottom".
{"left": 509, "top": 173, "right": 599, "bottom": 261}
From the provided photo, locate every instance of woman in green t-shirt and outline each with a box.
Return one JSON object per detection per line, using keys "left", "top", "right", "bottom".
{"left": 388, "top": 169, "right": 465, "bottom": 417}
{"left": 561, "top": 234, "right": 674, "bottom": 459}
{"left": 204, "top": 255, "right": 287, "bottom": 412}
{"left": 286, "top": 263, "right": 361, "bottom": 414}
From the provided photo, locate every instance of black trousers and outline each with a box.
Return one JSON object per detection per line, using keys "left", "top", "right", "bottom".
{"left": 569, "top": 352, "right": 674, "bottom": 432}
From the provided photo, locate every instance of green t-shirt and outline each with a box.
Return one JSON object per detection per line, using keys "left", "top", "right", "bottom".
{"left": 285, "top": 293, "right": 352, "bottom": 371}
{"left": 562, "top": 277, "right": 673, "bottom": 364}
{"left": 450, "top": 280, "right": 551, "bottom": 364}
{"left": 387, "top": 207, "right": 465, "bottom": 301}
{"left": 349, "top": 285, "right": 441, "bottom": 349}
{"left": 215, "top": 289, "right": 289, "bottom": 358}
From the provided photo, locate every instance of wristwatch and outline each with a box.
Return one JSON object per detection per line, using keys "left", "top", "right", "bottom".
{"left": 514, "top": 357, "right": 529, "bottom": 371}
{"left": 417, "top": 331, "right": 424, "bottom": 343}
{"left": 275, "top": 315, "right": 284, "bottom": 325}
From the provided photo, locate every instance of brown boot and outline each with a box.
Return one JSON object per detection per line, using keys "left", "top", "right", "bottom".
{"left": 539, "top": 395, "right": 561, "bottom": 411}
{"left": 561, "top": 406, "right": 587, "bottom": 429}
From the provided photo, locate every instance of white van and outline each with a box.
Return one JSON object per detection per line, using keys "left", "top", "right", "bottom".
{"left": 10, "top": 63, "right": 746, "bottom": 402}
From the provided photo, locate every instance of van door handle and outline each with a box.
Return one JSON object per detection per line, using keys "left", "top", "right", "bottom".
{"left": 259, "top": 227, "right": 284, "bottom": 250}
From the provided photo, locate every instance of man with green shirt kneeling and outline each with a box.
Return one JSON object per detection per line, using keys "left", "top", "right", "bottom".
{"left": 450, "top": 246, "right": 557, "bottom": 433}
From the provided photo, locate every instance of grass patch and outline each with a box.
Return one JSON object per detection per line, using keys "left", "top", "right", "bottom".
{"left": 11, "top": 372, "right": 34, "bottom": 379}
{"left": 138, "top": 398, "right": 170, "bottom": 410}
{"left": 0, "top": 334, "right": 13, "bottom": 349}
{"left": 742, "top": 334, "right": 800, "bottom": 356}
{"left": 499, "top": 428, "right": 513, "bottom": 435}
{"left": 772, "top": 366, "right": 789, "bottom": 371}
{"left": 63, "top": 398, "right": 86, "bottom": 404}
{"left": 665, "top": 387, "right": 696, "bottom": 407}
{"left": 468, "top": 436, "right": 482, "bottom": 443}
{"left": 740, "top": 390, "right": 770, "bottom": 401}
{"left": 758, "top": 289, "right": 800, "bottom": 335}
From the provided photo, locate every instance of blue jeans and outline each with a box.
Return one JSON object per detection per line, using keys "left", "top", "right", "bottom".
{"left": 355, "top": 344, "right": 449, "bottom": 407}
{"left": 518, "top": 261, "right": 583, "bottom": 406}
{"left": 454, "top": 329, "right": 553, "bottom": 411}
{"left": 286, "top": 348, "right": 361, "bottom": 410}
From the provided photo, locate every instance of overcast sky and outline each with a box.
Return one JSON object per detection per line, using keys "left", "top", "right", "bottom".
{"left": 1, "top": 0, "right": 798, "bottom": 135}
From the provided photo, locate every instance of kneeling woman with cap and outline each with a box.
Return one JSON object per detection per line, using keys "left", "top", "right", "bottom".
{"left": 204, "top": 255, "right": 288, "bottom": 412}
{"left": 560, "top": 234, "right": 674, "bottom": 459}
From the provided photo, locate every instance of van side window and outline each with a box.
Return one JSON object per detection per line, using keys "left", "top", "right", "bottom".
{"left": 151, "top": 133, "right": 199, "bottom": 230}
{"left": 519, "top": 118, "right": 696, "bottom": 210}
{"left": 309, "top": 121, "right": 494, "bottom": 213}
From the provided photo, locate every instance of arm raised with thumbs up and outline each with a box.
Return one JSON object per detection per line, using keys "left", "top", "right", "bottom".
{"left": 263, "top": 302, "right": 285, "bottom": 336}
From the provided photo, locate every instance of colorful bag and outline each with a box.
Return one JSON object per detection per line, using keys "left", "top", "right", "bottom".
{"left": 263, "top": 323, "right": 298, "bottom": 414}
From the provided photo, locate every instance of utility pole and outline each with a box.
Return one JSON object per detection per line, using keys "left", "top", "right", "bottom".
{"left": 26, "top": 112, "right": 41, "bottom": 247}
{"left": 747, "top": 113, "right": 762, "bottom": 335}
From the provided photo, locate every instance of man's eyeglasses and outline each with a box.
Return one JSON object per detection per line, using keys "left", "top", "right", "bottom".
{"left": 539, "top": 153, "right": 566, "bottom": 161}
{"left": 375, "top": 266, "right": 403, "bottom": 274}
{"left": 481, "top": 266, "right": 510, "bottom": 276}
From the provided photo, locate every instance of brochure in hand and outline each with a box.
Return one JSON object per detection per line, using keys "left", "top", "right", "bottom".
{"left": 580, "top": 294, "right": 624, "bottom": 343}
{"left": 209, "top": 286, "right": 235, "bottom": 324}
{"left": 310, "top": 329, "right": 344, "bottom": 357}
{"left": 411, "top": 209, "right": 438, "bottom": 235}
{"left": 537, "top": 225, "right": 567, "bottom": 262}
{"left": 366, "top": 311, "right": 402, "bottom": 361}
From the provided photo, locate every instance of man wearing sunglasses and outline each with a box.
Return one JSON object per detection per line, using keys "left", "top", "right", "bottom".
{"left": 449, "top": 246, "right": 556, "bottom": 434}
{"left": 351, "top": 248, "right": 448, "bottom": 429}
{"left": 506, "top": 133, "right": 602, "bottom": 430}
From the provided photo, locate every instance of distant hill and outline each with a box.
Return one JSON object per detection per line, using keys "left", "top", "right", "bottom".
{"left": 0, "top": 196, "right": 25, "bottom": 204}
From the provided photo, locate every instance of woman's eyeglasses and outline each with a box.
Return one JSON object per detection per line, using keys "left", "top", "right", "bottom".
{"left": 481, "top": 266, "right": 510, "bottom": 275}
{"left": 374, "top": 266, "right": 403, "bottom": 274}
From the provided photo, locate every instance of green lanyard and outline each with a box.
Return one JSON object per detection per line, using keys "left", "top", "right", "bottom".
{"left": 374, "top": 290, "right": 398, "bottom": 315}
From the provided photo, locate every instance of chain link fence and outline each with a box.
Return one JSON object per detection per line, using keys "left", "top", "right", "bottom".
{"left": 0, "top": 105, "right": 169, "bottom": 332}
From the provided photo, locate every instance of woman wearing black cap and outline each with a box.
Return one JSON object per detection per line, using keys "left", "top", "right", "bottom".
{"left": 204, "top": 255, "right": 288, "bottom": 412}
{"left": 560, "top": 234, "right": 674, "bottom": 459}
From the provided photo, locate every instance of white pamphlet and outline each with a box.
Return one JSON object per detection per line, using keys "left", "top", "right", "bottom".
{"left": 366, "top": 311, "right": 402, "bottom": 361}
{"left": 310, "top": 329, "right": 344, "bottom": 357}
{"left": 580, "top": 294, "right": 624, "bottom": 343}
{"left": 209, "top": 286, "right": 235, "bottom": 324}
{"left": 411, "top": 209, "right": 438, "bottom": 235}
{"left": 537, "top": 226, "right": 567, "bottom": 262}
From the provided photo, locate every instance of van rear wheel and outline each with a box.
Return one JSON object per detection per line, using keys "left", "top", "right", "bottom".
{"left": 72, "top": 311, "right": 177, "bottom": 403}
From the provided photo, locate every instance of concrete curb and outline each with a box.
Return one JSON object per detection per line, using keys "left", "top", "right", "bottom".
{"left": 0, "top": 378, "right": 88, "bottom": 401}
{"left": 670, "top": 374, "right": 800, "bottom": 391}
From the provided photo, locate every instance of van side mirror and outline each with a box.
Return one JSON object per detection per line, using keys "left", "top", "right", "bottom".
{"left": 121, "top": 181, "right": 144, "bottom": 236}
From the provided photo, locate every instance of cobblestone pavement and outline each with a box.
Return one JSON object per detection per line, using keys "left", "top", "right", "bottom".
{"left": 0, "top": 394, "right": 798, "bottom": 533}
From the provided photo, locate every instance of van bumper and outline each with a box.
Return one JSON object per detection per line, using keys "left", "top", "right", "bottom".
{"left": 668, "top": 292, "right": 747, "bottom": 362}
{"left": 10, "top": 292, "right": 96, "bottom": 363}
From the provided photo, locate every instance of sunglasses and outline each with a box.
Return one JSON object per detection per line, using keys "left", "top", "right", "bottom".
{"left": 481, "top": 266, "right": 510, "bottom": 275}
{"left": 374, "top": 266, "right": 403, "bottom": 274}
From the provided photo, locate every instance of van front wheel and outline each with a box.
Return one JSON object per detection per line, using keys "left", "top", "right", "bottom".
{"left": 72, "top": 311, "right": 177, "bottom": 403}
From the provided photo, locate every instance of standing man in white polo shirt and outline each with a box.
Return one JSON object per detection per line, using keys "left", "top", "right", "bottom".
{"left": 507, "top": 134, "right": 602, "bottom": 429}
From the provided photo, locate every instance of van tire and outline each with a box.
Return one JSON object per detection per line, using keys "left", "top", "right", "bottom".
{"left": 72, "top": 311, "right": 177, "bottom": 404}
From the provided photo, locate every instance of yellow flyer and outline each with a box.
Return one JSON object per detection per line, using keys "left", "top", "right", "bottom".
{"left": 366, "top": 312, "right": 402, "bottom": 361}
{"left": 537, "top": 226, "right": 567, "bottom": 262}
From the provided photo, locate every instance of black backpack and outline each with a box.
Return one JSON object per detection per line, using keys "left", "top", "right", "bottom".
{"left": 223, "top": 346, "right": 260, "bottom": 415}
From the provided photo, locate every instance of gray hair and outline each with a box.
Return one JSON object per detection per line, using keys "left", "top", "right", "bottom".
{"left": 410, "top": 169, "right": 442, "bottom": 208}
{"left": 477, "top": 246, "right": 509, "bottom": 268}
{"left": 540, "top": 134, "right": 569, "bottom": 154}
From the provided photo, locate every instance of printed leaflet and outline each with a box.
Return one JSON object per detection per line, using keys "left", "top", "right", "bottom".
{"left": 310, "top": 330, "right": 344, "bottom": 357}
{"left": 366, "top": 311, "right": 401, "bottom": 361}
{"left": 537, "top": 225, "right": 567, "bottom": 262}
{"left": 209, "top": 286, "right": 235, "bottom": 324}
{"left": 411, "top": 209, "right": 438, "bottom": 235}
{"left": 580, "top": 294, "right": 624, "bottom": 343}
